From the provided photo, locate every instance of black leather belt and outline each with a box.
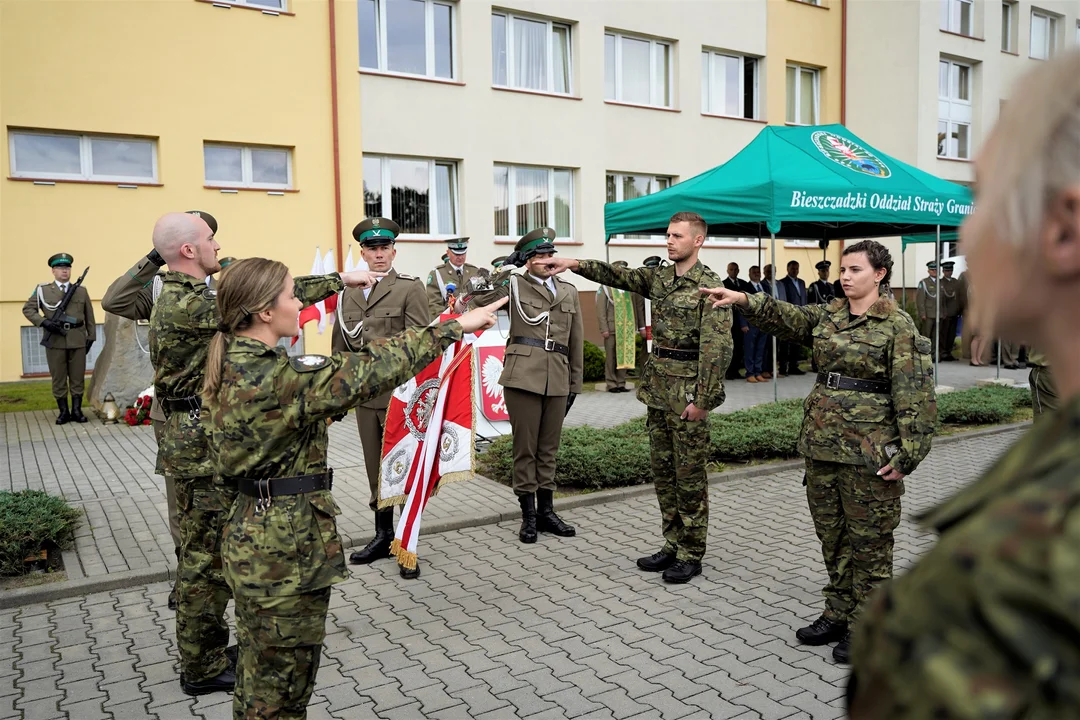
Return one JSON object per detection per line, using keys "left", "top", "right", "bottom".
{"left": 817, "top": 372, "right": 891, "bottom": 394}
{"left": 234, "top": 471, "right": 334, "bottom": 499}
{"left": 653, "top": 346, "right": 700, "bottom": 361}
{"left": 163, "top": 396, "right": 202, "bottom": 416}
{"left": 61, "top": 320, "right": 84, "bottom": 330}
{"left": 510, "top": 336, "right": 570, "bottom": 357}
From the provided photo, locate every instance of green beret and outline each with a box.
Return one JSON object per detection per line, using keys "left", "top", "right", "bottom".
{"left": 185, "top": 210, "right": 218, "bottom": 234}
{"left": 515, "top": 227, "right": 556, "bottom": 258}
{"left": 48, "top": 253, "right": 73, "bottom": 268}
{"left": 353, "top": 217, "right": 400, "bottom": 246}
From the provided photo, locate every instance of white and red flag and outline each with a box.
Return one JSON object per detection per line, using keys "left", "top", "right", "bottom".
{"left": 294, "top": 248, "right": 338, "bottom": 344}
{"left": 379, "top": 313, "right": 477, "bottom": 571}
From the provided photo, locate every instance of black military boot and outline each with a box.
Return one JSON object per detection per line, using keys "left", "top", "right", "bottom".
{"left": 70, "top": 395, "right": 88, "bottom": 423}
{"left": 400, "top": 560, "right": 421, "bottom": 580}
{"left": 637, "top": 549, "right": 676, "bottom": 572}
{"left": 181, "top": 666, "right": 236, "bottom": 696}
{"left": 55, "top": 397, "right": 70, "bottom": 425}
{"left": 536, "top": 489, "right": 576, "bottom": 537}
{"left": 662, "top": 560, "right": 702, "bottom": 584}
{"left": 518, "top": 494, "right": 537, "bottom": 544}
{"left": 795, "top": 615, "right": 848, "bottom": 646}
{"left": 349, "top": 509, "right": 394, "bottom": 564}
{"left": 832, "top": 630, "right": 852, "bottom": 663}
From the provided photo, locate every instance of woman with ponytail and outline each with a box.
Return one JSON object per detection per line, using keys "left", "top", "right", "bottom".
{"left": 701, "top": 239, "right": 936, "bottom": 664}
{"left": 201, "top": 257, "right": 505, "bottom": 719}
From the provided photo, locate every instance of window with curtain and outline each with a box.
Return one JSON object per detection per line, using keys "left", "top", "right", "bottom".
{"left": 204, "top": 143, "right": 290, "bottom": 189}
{"left": 785, "top": 64, "right": 819, "bottom": 125}
{"left": 605, "top": 173, "right": 673, "bottom": 242}
{"left": 939, "top": 0, "right": 974, "bottom": 35}
{"left": 493, "top": 164, "right": 574, "bottom": 239}
{"left": 491, "top": 11, "right": 572, "bottom": 94}
{"left": 358, "top": 0, "right": 456, "bottom": 80}
{"left": 1030, "top": 9, "right": 1058, "bottom": 59}
{"left": 604, "top": 31, "right": 672, "bottom": 108}
{"left": 701, "top": 49, "right": 759, "bottom": 119}
{"left": 10, "top": 130, "right": 158, "bottom": 183}
{"left": 937, "top": 58, "right": 973, "bottom": 159}
{"left": 362, "top": 155, "right": 458, "bottom": 236}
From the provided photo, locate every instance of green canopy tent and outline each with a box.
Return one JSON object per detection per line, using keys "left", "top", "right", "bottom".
{"left": 604, "top": 124, "right": 974, "bottom": 396}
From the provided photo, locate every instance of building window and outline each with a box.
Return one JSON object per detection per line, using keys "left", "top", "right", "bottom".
{"left": 22, "top": 325, "right": 105, "bottom": 375}
{"left": 940, "top": 0, "right": 973, "bottom": 35}
{"left": 362, "top": 155, "right": 458, "bottom": 237}
{"left": 491, "top": 11, "right": 571, "bottom": 95}
{"left": 701, "top": 50, "right": 759, "bottom": 119}
{"left": 9, "top": 130, "right": 157, "bottom": 183}
{"left": 785, "top": 239, "right": 821, "bottom": 248}
{"left": 1030, "top": 9, "right": 1058, "bottom": 59}
{"left": 493, "top": 165, "right": 573, "bottom": 239}
{"left": 1001, "top": 2, "right": 1017, "bottom": 51}
{"left": 358, "top": 0, "right": 455, "bottom": 79}
{"left": 785, "top": 64, "right": 819, "bottom": 125}
{"left": 204, "top": 143, "right": 292, "bottom": 189}
{"left": 606, "top": 173, "right": 672, "bottom": 242}
{"left": 220, "top": 0, "right": 286, "bottom": 8}
{"left": 938, "top": 58, "right": 973, "bottom": 159}
{"left": 604, "top": 31, "right": 672, "bottom": 108}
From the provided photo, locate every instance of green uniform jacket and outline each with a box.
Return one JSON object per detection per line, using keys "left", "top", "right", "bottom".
{"left": 916, "top": 276, "right": 941, "bottom": 320}
{"left": 150, "top": 271, "right": 342, "bottom": 478}
{"left": 941, "top": 276, "right": 961, "bottom": 317}
{"left": 426, "top": 262, "right": 480, "bottom": 317}
{"left": 207, "top": 323, "right": 463, "bottom": 596}
{"left": 22, "top": 281, "right": 96, "bottom": 350}
{"left": 574, "top": 260, "right": 732, "bottom": 414}
{"left": 851, "top": 395, "right": 1080, "bottom": 719}
{"left": 102, "top": 256, "right": 160, "bottom": 323}
{"left": 742, "top": 292, "right": 936, "bottom": 476}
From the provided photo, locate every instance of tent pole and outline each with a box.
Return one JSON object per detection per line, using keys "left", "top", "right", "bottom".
{"left": 901, "top": 240, "right": 907, "bottom": 310}
{"left": 770, "top": 232, "right": 778, "bottom": 404}
{"left": 935, "top": 226, "right": 940, "bottom": 386}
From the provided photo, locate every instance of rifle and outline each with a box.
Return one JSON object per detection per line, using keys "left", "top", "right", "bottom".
{"left": 40, "top": 266, "right": 90, "bottom": 348}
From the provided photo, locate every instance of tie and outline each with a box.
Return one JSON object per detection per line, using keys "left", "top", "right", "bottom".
{"left": 61, "top": 284, "right": 68, "bottom": 292}
{"left": 547, "top": 280, "right": 556, "bottom": 300}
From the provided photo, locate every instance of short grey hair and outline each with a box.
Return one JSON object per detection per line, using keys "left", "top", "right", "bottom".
{"left": 984, "top": 48, "right": 1080, "bottom": 245}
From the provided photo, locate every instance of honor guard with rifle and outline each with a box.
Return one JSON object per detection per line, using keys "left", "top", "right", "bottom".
{"left": 426, "top": 238, "right": 480, "bottom": 316}
{"left": 23, "top": 254, "right": 95, "bottom": 424}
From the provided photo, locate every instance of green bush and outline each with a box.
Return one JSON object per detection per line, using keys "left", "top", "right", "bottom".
{"left": 583, "top": 340, "right": 605, "bottom": 382}
{"left": 937, "top": 385, "right": 1030, "bottom": 426}
{"left": 710, "top": 400, "right": 803, "bottom": 460}
{"left": 0, "top": 490, "right": 81, "bottom": 576}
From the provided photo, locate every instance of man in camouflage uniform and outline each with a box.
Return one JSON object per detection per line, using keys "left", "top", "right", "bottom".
{"left": 426, "top": 237, "right": 480, "bottom": 316}
{"left": 149, "top": 213, "right": 347, "bottom": 695}
{"left": 546, "top": 212, "right": 733, "bottom": 583}
{"left": 103, "top": 210, "right": 219, "bottom": 611}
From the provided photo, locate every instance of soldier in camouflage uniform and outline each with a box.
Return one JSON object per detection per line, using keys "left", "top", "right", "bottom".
{"left": 102, "top": 210, "right": 219, "bottom": 611}
{"left": 849, "top": 53, "right": 1080, "bottom": 713}
{"left": 704, "top": 239, "right": 936, "bottom": 663}
{"left": 545, "top": 212, "right": 733, "bottom": 584}
{"left": 148, "top": 213, "right": 347, "bottom": 696}
{"left": 201, "top": 257, "right": 503, "bottom": 720}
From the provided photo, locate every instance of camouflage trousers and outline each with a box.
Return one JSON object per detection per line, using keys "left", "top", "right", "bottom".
{"left": 232, "top": 589, "right": 330, "bottom": 720}
{"left": 646, "top": 407, "right": 710, "bottom": 562}
{"left": 1030, "top": 365, "right": 1059, "bottom": 418}
{"left": 805, "top": 458, "right": 902, "bottom": 624}
{"left": 176, "top": 475, "right": 237, "bottom": 682}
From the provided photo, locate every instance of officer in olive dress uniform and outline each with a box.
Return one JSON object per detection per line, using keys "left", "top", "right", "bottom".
{"left": 333, "top": 218, "right": 432, "bottom": 574}
{"left": 939, "top": 261, "right": 960, "bottom": 360}
{"left": 471, "top": 228, "right": 583, "bottom": 544}
{"left": 426, "top": 238, "right": 480, "bottom": 316}
{"left": 23, "top": 253, "right": 96, "bottom": 424}
{"left": 916, "top": 261, "right": 941, "bottom": 358}
{"left": 809, "top": 260, "right": 837, "bottom": 305}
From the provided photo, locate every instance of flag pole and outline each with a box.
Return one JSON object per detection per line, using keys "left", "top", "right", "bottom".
{"left": 935, "top": 225, "right": 941, "bottom": 385}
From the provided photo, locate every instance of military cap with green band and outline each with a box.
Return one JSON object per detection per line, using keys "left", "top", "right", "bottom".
{"left": 446, "top": 237, "right": 470, "bottom": 255}
{"left": 514, "top": 227, "right": 557, "bottom": 259}
{"left": 352, "top": 217, "right": 400, "bottom": 246}
{"left": 492, "top": 255, "right": 507, "bottom": 269}
{"left": 642, "top": 255, "right": 663, "bottom": 269}
{"left": 48, "top": 253, "right": 74, "bottom": 268}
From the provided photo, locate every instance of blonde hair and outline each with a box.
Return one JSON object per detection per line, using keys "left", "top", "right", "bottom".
{"left": 201, "top": 257, "right": 289, "bottom": 400}
{"left": 980, "top": 49, "right": 1080, "bottom": 246}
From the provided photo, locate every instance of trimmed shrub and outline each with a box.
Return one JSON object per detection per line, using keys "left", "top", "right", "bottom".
{"left": 583, "top": 340, "right": 605, "bottom": 382}
{"left": 0, "top": 490, "right": 81, "bottom": 576}
{"left": 937, "top": 385, "right": 1030, "bottom": 426}
{"left": 710, "top": 400, "right": 803, "bottom": 461}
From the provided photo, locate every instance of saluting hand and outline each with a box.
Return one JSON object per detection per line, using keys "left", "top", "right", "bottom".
{"left": 340, "top": 270, "right": 387, "bottom": 288}
{"left": 700, "top": 287, "right": 749, "bottom": 309}
{"left": 456, "top": 298, "right": 509, "bottom": 333}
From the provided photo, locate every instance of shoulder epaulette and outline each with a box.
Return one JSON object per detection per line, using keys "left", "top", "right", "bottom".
{"left": 399, "top": 273, "right": 419, "bottom": 281}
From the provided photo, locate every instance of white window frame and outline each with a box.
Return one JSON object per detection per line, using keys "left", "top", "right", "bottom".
{"left": 491, "top": 11, "right": 573, "bottom": 95}
{"left": 9, "top": 130, "right": 158, "bottom": 183}
{"left": 701, "top": 49, "right": 759, "bottom": 119}
{"left": 605, "top": 31, "right": 673, "bottom": 108}
{"left": 219, "top": 0, "right": 286, "bottom": 9}
{"left": 1001, "top": 2, "right": 1017, "bottom": 51}
{"left": 940, "top": 0, "right": 974, "bottom": 35}
{"left": 363, "top": 155, "right": 460, "bottom": 239}
{"left": 606, "top": 172, "right": 674, "bottom": 244}
{"left": 493, "top": 164, "right": 575, "bottom": 240}
{"left": 937, "top": 58, "right": 973, "bottom": 159}
{"left": 786, "top": 64, "right": 820, "bottom": 125}
{"left": 203, "top": 143, "right": 293, "bottom": 190}
{"left": 360, "top": 0, "right": 457, "bottom": 80}
{"left": 1030, "top": 9, "right": 1059, "bottom": 59}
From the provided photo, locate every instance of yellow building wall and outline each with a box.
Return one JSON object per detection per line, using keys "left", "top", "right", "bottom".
{"left": 0, "top": 0, "right": 362, "bottom": 382}
{"left": 765, "top": 0, "right": 845, "bottom": 273}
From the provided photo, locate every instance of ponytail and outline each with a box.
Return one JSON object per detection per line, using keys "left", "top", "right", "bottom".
{"left": 201, "top": 331, "right": 229, "bottom": 401}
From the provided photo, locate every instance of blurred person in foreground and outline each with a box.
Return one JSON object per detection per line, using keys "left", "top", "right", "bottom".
{"left": 848, "top": 49, "right": 1080, "bottom": 717}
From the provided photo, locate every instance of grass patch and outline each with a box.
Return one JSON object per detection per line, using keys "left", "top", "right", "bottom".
{"left": 0, "top": 490, "right": 82, "bottom": 577}
{"left": 0, "top": 380, "right": 57, "bottom": 413}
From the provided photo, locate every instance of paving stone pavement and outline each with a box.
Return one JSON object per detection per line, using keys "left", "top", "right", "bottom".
{"left": 0, "top": 429, "right": 1022, "bottom": 719}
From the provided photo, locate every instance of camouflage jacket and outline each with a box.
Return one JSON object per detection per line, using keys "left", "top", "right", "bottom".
{"left": 102, "top": 255, "right": 161, "bottom": 323}
{"left": 743, "top": 292, "right": 935, "bottom": 475}
{"left": 575, "top": 260, "right": 732, "bottom": 413}
{"left": 150, "top": 271, "right": 342, "bottom": 478}
{"left": 850, "top": 395, "right": 1080, "bottom": 718}
{"left": 208, "top": 324, "right": 463, "bottom": 595}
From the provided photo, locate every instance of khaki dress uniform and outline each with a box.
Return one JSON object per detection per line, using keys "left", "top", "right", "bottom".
{"left": 22, "top": 254, "right": 96, "bottom": 423}
{"left": 939, "top": 262, "right": 960, "bottom": 360}
{"left": 915, "top": 263, "right": 941, "bottom": 358}
{"left": 426, "top": 238, "right": 480, "bottom": 316}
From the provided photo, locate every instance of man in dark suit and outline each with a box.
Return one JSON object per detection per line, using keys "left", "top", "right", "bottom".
{"left": 761, "top": 264, "right": 781, "bottom": 379}
{"left": 778, "top": 260, "right": 807, "bottom": 376}
{"left": 723, "top": 263, "right": 751, "bottom": 380}
{"left": 741, "top": 265, "right": 769, "bottom": 382}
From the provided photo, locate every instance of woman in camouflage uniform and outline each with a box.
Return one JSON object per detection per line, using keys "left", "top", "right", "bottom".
{"left": 201, "top": 258, "right": 502, "bottom": 719}
{"left": 703, "top": 240, "right": 936, "bottom": 663}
